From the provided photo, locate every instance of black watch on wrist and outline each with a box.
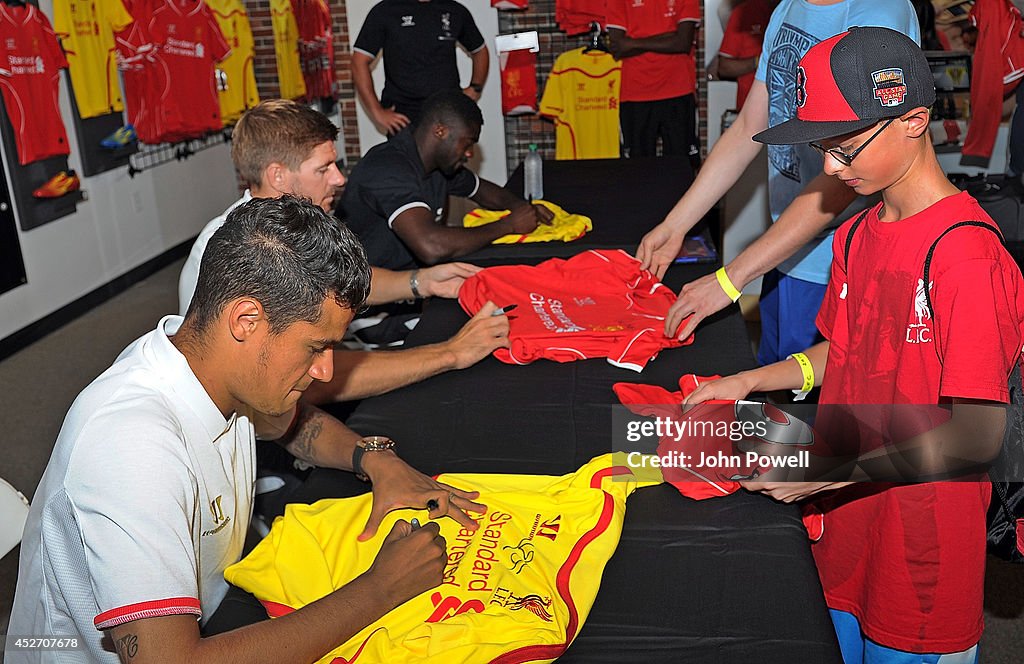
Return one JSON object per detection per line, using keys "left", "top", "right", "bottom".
{"left": 468, "top": 82, "right": 483, "bottom": 94}
{"left": 352, "top": 436, "right": 396, "bottom": 482}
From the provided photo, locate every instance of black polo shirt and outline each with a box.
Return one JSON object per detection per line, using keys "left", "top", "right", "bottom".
{"left": 353, "top": 0, "right": 485, "bottom": 119}
{"left": 339, "top": 129, "right": 480, "bottom": 269}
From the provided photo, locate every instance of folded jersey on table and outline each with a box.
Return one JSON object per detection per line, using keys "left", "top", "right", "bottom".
{"left": 458, "top": 249, "right": 689, "bottom": 371}
{"left": 462, "top": 199, "right": 592, "bottom": 244}
{"left": 224, "top": 454, "right": 658, "bottom": 664}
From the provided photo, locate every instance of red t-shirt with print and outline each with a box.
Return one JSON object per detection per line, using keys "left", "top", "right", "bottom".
{"left": 812, "top": 192, "right": 1024, "bottom": 653}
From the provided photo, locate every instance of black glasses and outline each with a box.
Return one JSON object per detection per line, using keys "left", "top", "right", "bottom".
{"left": 809, "top": 118, "right": 897, "bottom": 166}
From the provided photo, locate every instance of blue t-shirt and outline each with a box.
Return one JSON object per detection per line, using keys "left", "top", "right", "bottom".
{"left": 754, "top": 0, "right": 920, "bottom": 284}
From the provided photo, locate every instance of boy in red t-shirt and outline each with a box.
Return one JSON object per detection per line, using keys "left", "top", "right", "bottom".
{"left": 685, "top": 27, "right": 1024, "bottom": 662}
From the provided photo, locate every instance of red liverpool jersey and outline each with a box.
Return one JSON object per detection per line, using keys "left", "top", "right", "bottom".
{"left": 142, "top": 0, "right": 230, "bottom": 142}
{"left": 458, "top": 249, "right": 690, "bottom": 371}
{"left": 0, "top": 4, "right": 70, "bottom": 165}
{"left": 115, "top": 3, "right": 161, "bottom": 143}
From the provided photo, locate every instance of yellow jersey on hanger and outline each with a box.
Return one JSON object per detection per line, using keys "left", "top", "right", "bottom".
{"left": 270, "top": 0, "right": 305, "bottom": 100}
{"left": 539, "top": 47, "right": 621, "bottom": 160}
{"left": 53, "top": 0, "right": 134, "bottom": 118}
{"left": 206, "top": 0, "right": 258, "bottom": 123}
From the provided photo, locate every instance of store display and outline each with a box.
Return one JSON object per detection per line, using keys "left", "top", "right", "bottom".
{"left": 115, "top": 0, "right": 231, "bottom": 144}
{"left": 32, "top": 170, "right": 81, "bottom": 198}
{"left": 0, "top": 2, "right": 71, "bottom": 165}
{"left": 206, "top": 0, "right": 259, "bottom": 123}
{"left": 53, "top": 0, "right": 134, "bottom": 119}
{"left": 270, "top": 0, "right": 305, "bottom": 100}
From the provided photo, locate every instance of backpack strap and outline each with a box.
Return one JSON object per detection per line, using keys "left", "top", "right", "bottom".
{"left": 842, "top": 209, "right": 872, "bottom": 270}
{"left": 922, "top": 220, "right": 1003, "bottom": 318}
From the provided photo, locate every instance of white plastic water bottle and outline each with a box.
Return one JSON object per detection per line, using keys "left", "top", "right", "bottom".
{"left": 524, "top": 144, "right": 543, "bottom": 201}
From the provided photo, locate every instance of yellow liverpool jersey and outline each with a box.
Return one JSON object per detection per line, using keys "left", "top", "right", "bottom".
{"left": 53, "top": 0, "right": 134, "bottom": 119}
{"left": 539, "top": 48, "right": 621, "bottom": 160}
{"left": 225, "top": 454, "right": 659, "bottom": 663}
{"left": 463, "top": 199, "right": 593, "bottom": 244}
{"left": 206, "top": 0, "right": 258, "bottom": 123}
{"left": 270, "top": 0, "right": 305, "bottom": 100}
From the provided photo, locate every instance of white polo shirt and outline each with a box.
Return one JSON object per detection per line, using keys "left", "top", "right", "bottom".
{"left": 7, "top": 316, "right": 255, "bottom": 663}
{"left": 178, "top": 190, "right": 252, "bottom": 316}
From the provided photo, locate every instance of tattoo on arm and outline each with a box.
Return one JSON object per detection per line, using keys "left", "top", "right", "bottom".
{"left": 115, "top": 633, "right": 138, "bottom": 661}
{"left": 278, "top": 403, "right": 323, "bottom": 465}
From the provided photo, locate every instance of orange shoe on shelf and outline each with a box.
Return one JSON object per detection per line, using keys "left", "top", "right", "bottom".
{"left": 32, "top": 170, "right": 81, "bottom": 199}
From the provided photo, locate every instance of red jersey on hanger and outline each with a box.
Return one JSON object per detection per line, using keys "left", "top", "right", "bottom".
{"left": 0, "top": 4, "right": 70, "bottom": 165}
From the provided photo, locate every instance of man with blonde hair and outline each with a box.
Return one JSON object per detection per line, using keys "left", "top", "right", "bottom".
{"left": 180, "top": 99, "right": 510, "bottom": 403}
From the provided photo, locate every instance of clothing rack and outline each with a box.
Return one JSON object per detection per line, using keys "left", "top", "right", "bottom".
{"left": 127, "top": 128, "right": 232, "bottom": 178}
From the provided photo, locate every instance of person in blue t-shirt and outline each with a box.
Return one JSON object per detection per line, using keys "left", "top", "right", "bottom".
{"left": 637, "top": 0, "right": 920, "bottom": 369}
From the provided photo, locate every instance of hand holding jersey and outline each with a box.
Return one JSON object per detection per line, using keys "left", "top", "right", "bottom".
{"left": 414, "top": 262, "right": 482, "bottom": 299}
{"left": 663, "top": 269, "right": 731, "bottom": 339}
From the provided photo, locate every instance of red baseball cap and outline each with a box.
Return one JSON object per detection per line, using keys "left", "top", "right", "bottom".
{"left": 753, "top": 27, "right": 936, "bottom": 145}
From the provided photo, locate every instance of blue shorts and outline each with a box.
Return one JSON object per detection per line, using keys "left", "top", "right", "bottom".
{"left": 757, "top": 268, "right": 827, "bottom": 365}
{"left": 830, "top": 609, "right": 979, "bottom": 664}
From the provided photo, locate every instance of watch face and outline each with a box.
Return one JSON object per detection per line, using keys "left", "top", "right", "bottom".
{"left": 360, "top": 435, "right": 394, "bottom": 450}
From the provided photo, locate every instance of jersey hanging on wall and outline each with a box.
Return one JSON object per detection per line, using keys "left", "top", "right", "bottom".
{"left": 114, "top": 2, "right": 159, "bottom": 140}
{"left": 294, "top": 0, "right": 333, "bottom": 99}
{"left": 499, "top": 48, "right": 538, "bottom": 115}
{"left": 458, "top": 249, "right": 690, "bottom": 371}
{"left": 0, "top": 3, "right": 71, "bottom": 165}
{"left": 206, "top": 0, "right": 258, "bottom": 123}
{"left": 225, "top": 455, "right": 658, "bottom": 664}
{"left": 539, "top": 47, "right": 621, "bottom": 159}
{"left": 270, "top": 0, "right": 305, "bottom": 99}
{"left": 116, "top": 0, "right": 230, "bottom": 143}
{"left": 53, "top": 0, "right": 134, "bottom": 119}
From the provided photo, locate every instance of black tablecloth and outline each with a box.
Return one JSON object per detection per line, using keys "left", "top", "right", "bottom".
{"left": 460, "top": 156, "right": 696, "bottom": 263}
{"left": 287, "top": 263, "right": 842, "bottom": 663}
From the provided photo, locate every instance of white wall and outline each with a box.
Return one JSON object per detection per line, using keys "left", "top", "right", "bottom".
{"left": 345, "top": 0, "right": 507, "bottom": 184}
{"left": 0, "top": 1, "right": 239, "bottom": 341}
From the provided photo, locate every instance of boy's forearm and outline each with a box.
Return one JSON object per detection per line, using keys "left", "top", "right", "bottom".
{"left": 740, "top": 341, "right": 829, "bottom": 394}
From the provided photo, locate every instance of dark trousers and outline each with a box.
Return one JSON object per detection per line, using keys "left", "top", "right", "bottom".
{"left": 620, "top": 94, "right": 699, "bottom": 169}
{"left": 1009, "top": 80, "right": 1024, "bottom": 178}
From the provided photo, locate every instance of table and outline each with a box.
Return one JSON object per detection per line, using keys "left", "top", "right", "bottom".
{"left": 290, "top": 263, "right": 841, "bottom": 663}
{"left": 461, "top": 156, "right": 702, "bottom": 263}
{"left": 210, "top": 157, "right": 842, "bottom": 662}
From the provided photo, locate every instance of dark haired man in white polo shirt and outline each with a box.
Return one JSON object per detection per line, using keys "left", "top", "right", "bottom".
{"left": 8, "top": 197, "right": 483, "bottom": 663}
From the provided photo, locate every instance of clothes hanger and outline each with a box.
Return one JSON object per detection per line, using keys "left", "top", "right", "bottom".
{"left": 583, "top": 21, "right": 609, "bottom": 53}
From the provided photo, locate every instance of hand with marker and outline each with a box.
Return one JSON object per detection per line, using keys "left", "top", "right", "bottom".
{"left": 364, "top": 518, "right": 447, "bottom": 611}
